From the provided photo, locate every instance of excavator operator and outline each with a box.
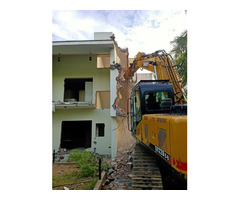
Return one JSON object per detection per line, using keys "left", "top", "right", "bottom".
{"left": 146, "top": 93, "right": 158, "bottom": 110}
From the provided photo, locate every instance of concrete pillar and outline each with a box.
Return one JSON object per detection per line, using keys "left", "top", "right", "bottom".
{"left": 110, "top": 48, "right": 117, "bottom": 159}
{"left": 85, "top": 82, "right": 93, "bottom": 103}
{"left": 111, "top": 117, "right": 117, "bottom": 159}
{"left": 110, "top": 48, "right": 117, "bottom": 117}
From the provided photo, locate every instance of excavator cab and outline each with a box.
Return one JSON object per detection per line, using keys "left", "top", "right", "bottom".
{"left": 128, "top": 80, "right": 175, "bottom": 133}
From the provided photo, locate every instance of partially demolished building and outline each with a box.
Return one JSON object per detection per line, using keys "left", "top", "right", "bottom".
{"left": 52, "top": 32, "right": 135, "bottom": 159}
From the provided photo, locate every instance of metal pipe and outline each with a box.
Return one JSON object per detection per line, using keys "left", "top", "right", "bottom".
{"left": 53, "top": 150, "right": 55, "bottom": 164}
{"left": 154, "top": 64, "right": 158, "bottom": 80}
{"left": 99, "top": 159, "right": 102, "bottom": 180}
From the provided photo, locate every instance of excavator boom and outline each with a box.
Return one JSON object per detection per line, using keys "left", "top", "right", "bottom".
{"left": 125, "top": 50, "right": 187, "bottom": 104}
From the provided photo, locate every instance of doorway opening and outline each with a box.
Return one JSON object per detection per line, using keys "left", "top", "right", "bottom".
{"left": 60, "top": 121, "right": 92, "bottom": 150}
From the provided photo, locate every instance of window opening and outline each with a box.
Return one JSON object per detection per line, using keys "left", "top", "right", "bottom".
{"left": 64, "top": 78, "right": 93, "bottom": 102}
{"left": 96, "top": 123, "right": 105, "bottom": 137}
{"left": 132, "top": 89, "right": 141, "bottom": 132}
{"left": 145, "top": 91, "right": 172, "bottom": 112}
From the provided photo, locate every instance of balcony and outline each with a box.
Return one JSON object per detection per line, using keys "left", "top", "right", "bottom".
{"left": 53, "top": 101, "right": 95, "bottom": 111}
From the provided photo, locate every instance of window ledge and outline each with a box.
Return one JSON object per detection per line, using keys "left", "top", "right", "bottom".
{"left": 53, "top": 101, "right": 95, "bottom": 109}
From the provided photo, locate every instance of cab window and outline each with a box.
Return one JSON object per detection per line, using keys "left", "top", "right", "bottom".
{"left": 145, "top": 91, "right": 172, "bottom": 112}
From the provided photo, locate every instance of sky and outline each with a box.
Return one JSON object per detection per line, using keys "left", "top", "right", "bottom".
{"left": 52, "top": 10, "right": 187, "bottom": 58}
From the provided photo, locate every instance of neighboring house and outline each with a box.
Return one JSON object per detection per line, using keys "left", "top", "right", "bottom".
{"left": 133, "top": 73, "right": 153, "bottom": 82}
{"left": 128, "top": 58, "right": 153, "bottom": 82}
{"left": 52, "top": 32, "right": 119, "bottom": 159}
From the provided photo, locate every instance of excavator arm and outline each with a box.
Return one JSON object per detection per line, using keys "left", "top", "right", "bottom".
{"left": 124, "top": 50, "right": 187, "bottom": 105}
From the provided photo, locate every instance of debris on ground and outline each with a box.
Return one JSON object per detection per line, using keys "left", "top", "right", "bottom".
{"left": 63, "top": 186, "right": 69, "bottom": 190}
{"left": 102, "top": 143, "right": 135, "bottom": 190}
{"left": 53, "top": 144, "right": 136, "bottom": 190}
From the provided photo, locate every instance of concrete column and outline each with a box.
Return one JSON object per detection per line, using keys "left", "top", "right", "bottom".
{"left": 110, "top": 48, "right": 117, "bottom": 117}
{"left": 110, "top": 48, "right": 117, "bottom": 159}
{"left": 52, "top": 112, "right": 61, "bottom": 152}
{"left": 110, "top": 117, "right": 117, "bottom": 159}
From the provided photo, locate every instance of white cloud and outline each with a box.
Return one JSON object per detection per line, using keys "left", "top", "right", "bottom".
{"left": 115, "top": 10, "right": 187, "bottom": 57}
{"left": 52, "top": 10, "right": 187, "bottom": 57}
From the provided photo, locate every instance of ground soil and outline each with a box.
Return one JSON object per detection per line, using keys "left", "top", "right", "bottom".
{"left": 52, "top": 163, "right": 97, "bottom": 190}
{"left": 52, "top": 163, "right": 79, "bottom": 177}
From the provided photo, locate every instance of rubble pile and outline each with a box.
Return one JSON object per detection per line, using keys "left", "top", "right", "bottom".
{"left": 53, "top": 148, "right": 71, "bottom": 163}
{"left": 102, "top": 144, "right": 135, "bottom": 190}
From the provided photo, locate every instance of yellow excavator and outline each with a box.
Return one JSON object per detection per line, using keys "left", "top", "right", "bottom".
{"left": 125, "top": 50, "right": 187, "bottom": 183}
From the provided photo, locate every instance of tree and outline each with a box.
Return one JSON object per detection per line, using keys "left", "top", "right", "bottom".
{"left": 170, "top": 30, "right": 187, "bottom": 87}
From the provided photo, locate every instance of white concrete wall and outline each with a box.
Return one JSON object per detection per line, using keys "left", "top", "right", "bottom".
{"left": 109, "top": 48, "right": 117, "bottom": 158}
{"left": 94, "top": 32, "right": 113, "bottom": 40}
{"left": 52, "top": 109, "right": 112, "bottom": 155}
{"left": 110, "top": 117, "right": 117, "bottom": 158}
{"left": 52, "top": 54, "right": 116, "bottom": 157}
{"left": 52, "top": 55, "right": 110, "bottom": 104}
{"left": 110, "top": 48, "right": 117, "bottom": 117}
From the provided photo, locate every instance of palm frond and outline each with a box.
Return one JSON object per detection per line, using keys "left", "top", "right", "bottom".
{"left": 170, "top": 30, "right": 187, "bottom": 86}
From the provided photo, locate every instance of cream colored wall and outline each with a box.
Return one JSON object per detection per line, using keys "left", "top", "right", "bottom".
{"left": 52, "top": 109, "right": 112, "bottom": 155}
{"left": 52, "top": 55, "right": 110, "bottom": 103}
{"left": 52, "top": 54, "right": 114, "bottom": 156}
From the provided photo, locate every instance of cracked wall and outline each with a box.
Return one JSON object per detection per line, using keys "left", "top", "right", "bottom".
{"left": 112, "top": 38, "right": 136, "bottom": 152}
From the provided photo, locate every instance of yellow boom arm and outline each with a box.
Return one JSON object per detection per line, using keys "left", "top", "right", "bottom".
{"left": 125, "top": 50, "right": 187, "bottom": 104}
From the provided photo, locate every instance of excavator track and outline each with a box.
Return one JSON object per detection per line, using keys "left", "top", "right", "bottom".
{"left": 132, "top": 143, "right": 163, "bottom": 190}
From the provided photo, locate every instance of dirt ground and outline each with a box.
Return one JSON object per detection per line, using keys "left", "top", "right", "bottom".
{"left": 52, "top": 163, "right": 79, "bottom": 177}
{"left": 52, "top": 163, "right": 97, "bottom": 190}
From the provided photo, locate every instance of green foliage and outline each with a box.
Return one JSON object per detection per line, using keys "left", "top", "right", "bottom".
{"left": 81, "top": 177, "right": 98, "bottom": 190}
{"left": 67, "top": 149, "right": 97, "bottom": 178}
{"left": 81, "top": 163, "right": 96, "bottom": 177}
{"left": 67, "top": 149, "right": 82, "bottom": 162}
{"left": 62, "top": 171, "right": 82, "bottom": 181}
{"left": 170, "top": 30, "right": 187, "bottom": 86}
{"left": 101, "top": 161, "right": 109, "bottom": 171}
{"left": 68, "top": 149, "right": 97, "bottom": 165}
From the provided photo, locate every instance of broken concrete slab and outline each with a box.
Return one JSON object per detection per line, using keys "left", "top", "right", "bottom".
{"left": 102, "top": 143, "right": 135, "bottom": 190}
{"left": 93, "top": 171, "right": 107, "bottom": 190}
